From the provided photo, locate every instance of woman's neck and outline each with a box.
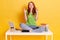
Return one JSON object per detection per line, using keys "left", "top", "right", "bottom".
{"left": 30, "top": 8, "right": 33, "bottom": 13}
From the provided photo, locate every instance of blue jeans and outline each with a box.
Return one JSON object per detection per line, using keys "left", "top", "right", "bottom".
{"left": 20, "top": 23, "right": 48, "bottom": 32}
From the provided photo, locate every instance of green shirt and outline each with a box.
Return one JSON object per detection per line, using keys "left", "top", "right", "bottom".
{"left": 26, "top": 11, "right": 36, "bottom": 26}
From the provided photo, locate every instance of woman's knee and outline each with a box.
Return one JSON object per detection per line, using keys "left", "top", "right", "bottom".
{"left": 20, "top": 23, "right": 26, "bottom": 28}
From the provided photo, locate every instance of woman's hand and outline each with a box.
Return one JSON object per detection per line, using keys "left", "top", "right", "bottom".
{"left": 24, "top": 9, "right": 27, "bottom": 14}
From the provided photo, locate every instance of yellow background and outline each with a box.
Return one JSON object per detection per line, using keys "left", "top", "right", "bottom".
{"left": 0, "top": 0, "right": 60, "bottom": 40}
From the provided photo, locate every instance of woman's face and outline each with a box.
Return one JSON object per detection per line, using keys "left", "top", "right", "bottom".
{"left": 29, "top": 3, "right": 34, "bottom": 9}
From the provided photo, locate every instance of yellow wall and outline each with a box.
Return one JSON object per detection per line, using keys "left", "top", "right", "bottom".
{"left": 0, "top": 0, "right": 60, "bottom": 40}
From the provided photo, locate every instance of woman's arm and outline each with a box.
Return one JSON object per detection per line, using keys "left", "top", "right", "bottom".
{"left": 24, "top": 9, "right": 27, "bottom": 22}
{"left": 35, "top": 9, "right": 38, "bottom": 20}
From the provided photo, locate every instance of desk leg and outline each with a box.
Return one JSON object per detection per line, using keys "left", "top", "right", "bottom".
{"left": 6, "top": 34, "right": 7, "bottom": 40}
{"left": 51, "top": 34, "right": 53, "bottom": 40}
{"left": 46, "top": 35, "right": 48, "bottom": 40}
{"left": 10, "top": 35, "right": 12, "bottom": 40}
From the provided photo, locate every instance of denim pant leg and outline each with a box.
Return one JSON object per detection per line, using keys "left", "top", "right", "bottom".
{"left": 32, "top": 26, "right": 48, "bottom": 32}
{"left": 32, "top": 27, "right": 43, "bottom": 32}
{"left": 29, "top": 25, "right": 37, "bottom": 29}
{"left": 20, "top": 23, "right": 32, "bottom": 30}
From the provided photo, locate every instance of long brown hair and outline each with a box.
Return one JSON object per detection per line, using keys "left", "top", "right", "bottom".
{"left": 28, "top": 2, "right": 36, "bottom": 15}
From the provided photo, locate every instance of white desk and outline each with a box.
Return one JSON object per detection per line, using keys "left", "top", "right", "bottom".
{"left": 5, "top": 29, "right": 53, "bottom": 40}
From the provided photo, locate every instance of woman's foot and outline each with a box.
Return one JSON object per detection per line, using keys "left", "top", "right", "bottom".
{"left": 30, "top": 29, "right": 33, "bottom": 32}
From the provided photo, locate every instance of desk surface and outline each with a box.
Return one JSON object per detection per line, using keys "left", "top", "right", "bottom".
{"left": 6, "top": 29, "right": 53, "bottom": 35}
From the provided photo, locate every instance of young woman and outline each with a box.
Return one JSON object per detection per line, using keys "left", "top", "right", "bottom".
{"left": 20, "top": 2, "right": 48, "bottom": 32}
{"left": 24, "top": 1, "right": 38, "bottom": 26}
